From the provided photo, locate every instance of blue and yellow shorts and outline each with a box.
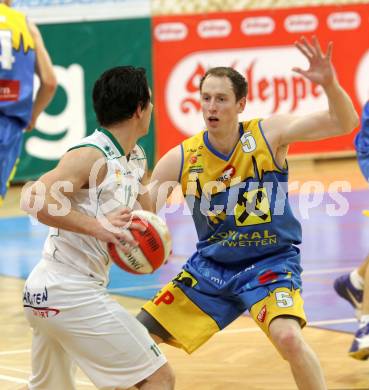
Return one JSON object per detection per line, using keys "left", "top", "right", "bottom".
{"left": 0, "top": 116, "right": 23, "bottom": 203}
{"left": 142, "top": 251, "right": 306, "bottom": 354}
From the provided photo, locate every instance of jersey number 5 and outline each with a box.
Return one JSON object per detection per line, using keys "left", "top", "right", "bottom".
{"left": 240, "top": 131, "right": 256, "bottom": 153}
{"left": 275, "top": 291, "right": 294, "bottom": 308}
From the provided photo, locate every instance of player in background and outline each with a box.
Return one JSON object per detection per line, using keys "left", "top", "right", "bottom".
{"left": 20, "top": 66, "right": 174, "bottom": 390}
{"left": 0, "top": 0, "right": 57, "bottom": 206}
{"left": 334, "top": 100, "right": 369, "bottom": 360}
{"left": 137, "top": 37, "right": 359, "bottom": 390}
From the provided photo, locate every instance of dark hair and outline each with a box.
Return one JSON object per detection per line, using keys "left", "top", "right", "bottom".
{"left": 93, "top": 66, "right": 150, "bottom": 127}
{"left": 199, "top": 67, "right": 248, "bottom": 101}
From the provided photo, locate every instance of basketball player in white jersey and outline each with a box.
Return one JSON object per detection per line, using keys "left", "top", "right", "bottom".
{"left": 20, "top": 66, "right": 175, "bottom": 390}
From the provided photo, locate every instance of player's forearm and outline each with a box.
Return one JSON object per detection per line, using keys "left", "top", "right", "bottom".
{"left": 324, "top": 80, "right": 359, "bottom": 135}
{"left": 31, "top": 82, "right": 57, "bottom": 123}
{"left": 36, "top": 205, "right": 99, "bottom": 236}
{"left": 20, "top": 187, "right": 100, "bottom": 236}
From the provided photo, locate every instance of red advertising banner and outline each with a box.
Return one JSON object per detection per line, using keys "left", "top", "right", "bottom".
{"left": 152, "top": 5, "right": 369, "bottom": 158}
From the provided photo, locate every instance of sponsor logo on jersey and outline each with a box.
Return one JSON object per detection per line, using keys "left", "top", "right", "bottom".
{"left": 104, "top": 145, "right": 115, "bottom": 157}
{"left": 0, "top": 80, "right": 19, "bottom": 101}
{"left": 217, "top": 165, "right": 236, "bottom": 182}
{"left": 189, "top": 165, "right": 203, "bottom": 173}
{"left": 174, "top": 270, "right": 198, "bottom": 288}
{"left": 258, "top": 269, "right": 279, "bottom": 284}
{"left": 23, "top": 286, "right": 48, "bottom": 306}
{"left": 115, "top": 169, "right": 123, "bottom": 186}
{"left": 186, "top": 147, "right": 200, "bottom": 153}
{"left": 27, "top": 307, "right": 60, "bottom": 318}
{"left": 190, "top": 155, "right": 198, "bottom": 164}
{"left": 234, "top": 187, "right": 272, "bottom": 226}
{"left": 23, "top": 286, "right": 60, "bottom": 318}
{"left": 257, "top": 305, "right": 267, "bottom": 323}
{"left": 153, "top": 289, "right": 175, "bottom": 306}
{"left": 208, "top": 229, "right": 277, "bottom": 248}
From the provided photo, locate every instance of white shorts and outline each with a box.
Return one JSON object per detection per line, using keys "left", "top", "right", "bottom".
{"left": 23, "top": 259, "right": 166, "bottom": 390}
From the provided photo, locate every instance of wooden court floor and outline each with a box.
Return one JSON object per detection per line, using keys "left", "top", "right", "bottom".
{"left": 1, "top": 157, "right": 369, "bottom": 390}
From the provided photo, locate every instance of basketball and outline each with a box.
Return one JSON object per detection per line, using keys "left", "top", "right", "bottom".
{"left": 107, "top": 210, "right": 172, "bottom": 274}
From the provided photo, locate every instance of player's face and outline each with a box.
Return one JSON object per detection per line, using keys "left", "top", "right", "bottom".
{"left": 200, "top": 76, "right": 245, "bottom": 132}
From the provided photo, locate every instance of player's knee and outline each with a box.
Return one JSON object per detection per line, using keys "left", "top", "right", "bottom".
{"left": 270, "top": 320, "right": 303, "bottom": 360}
{"left": 156, "top": 363, "right": 175, "bottom": 388}
{"left": 136, "top": 362, "right": 175, "bottom": 389}
{"left": 137, "top": 309, "right": 172, "bottom": 343}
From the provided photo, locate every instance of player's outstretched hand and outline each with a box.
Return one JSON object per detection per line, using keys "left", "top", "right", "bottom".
{"left": 293, "top": 36, "right": 335, "bottom": 88}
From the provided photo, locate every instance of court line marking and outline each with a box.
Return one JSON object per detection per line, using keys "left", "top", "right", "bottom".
{"left": 310, "top": 318, "right": 357, "bottom": 326}
{"left": 0, "top": 317, "right": 356, "bottom": 352}
{"left": 0, "top": 349, "right": 30, "bottom": 356}
{"left": 0, "top": 370, "right": 93, "bottom": 386}
{"left": 302, "top": 267, "right": 355, "bottom": 275}
{"left": 0, "top": 365, "right": 29, "bottom": 374}
{"left": 220, "top": 317, "right": 357, "bottom": 334}
{"left": 0, "top": 374, "right": 27, "bottom": 384}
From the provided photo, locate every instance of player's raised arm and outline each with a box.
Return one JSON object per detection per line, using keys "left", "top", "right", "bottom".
{"left": 150, "top": 145, "right": 182, "bottom": 213}
{"left": 263, "top": 36, "right": 359, "bottom": 147}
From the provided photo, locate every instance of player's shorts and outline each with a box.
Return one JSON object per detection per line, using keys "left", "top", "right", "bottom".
{"left": 355, "top": 101, "right": 369, "bottom": 181}
{"left": 142, "top": 249, "right": 306, "bottom": 354}
{"left": 0, "top": 116, "right": 23, "bottom": 202}
{"left": 23, "top": 259, "right": 166, "bottom": 390}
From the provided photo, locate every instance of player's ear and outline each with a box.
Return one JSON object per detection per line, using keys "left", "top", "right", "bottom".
{"left": 135, "top": 104, "right": 144, "bottom": 119}
{"left": 238, "top": 96, "right": 246, "bottom": 113}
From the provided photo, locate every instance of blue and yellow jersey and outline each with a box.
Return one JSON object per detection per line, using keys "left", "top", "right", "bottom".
{"left": 0, "top": 4, "right": 35, "bottom": 127}
{"left": 180, "top": 119, "right": 302, "bottom": 266}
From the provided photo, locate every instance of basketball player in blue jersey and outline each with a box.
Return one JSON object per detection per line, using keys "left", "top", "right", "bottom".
{"left": 334, "top": 100, "right": 369, "bottom": 360}
{"left": 0, "top": 0, "right": 56, "bottom": 206}
{"left": 137, "top": 36, "right": 359, "bottom": 389}
{"left": 20, "top": 67, "right": 175, "bottom": 389}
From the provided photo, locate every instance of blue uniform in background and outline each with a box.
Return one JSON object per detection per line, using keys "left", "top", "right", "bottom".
{"left": 0, "top": 4, "right": 35, "bottom": 203}
{"left": 355, "top": 101, "right": 369, "bottom": 182}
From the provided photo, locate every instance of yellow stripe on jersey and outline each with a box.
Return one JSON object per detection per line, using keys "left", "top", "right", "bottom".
{"left": 143, "top": 282, "right": 220, "bottom": 354}
{"left": 181, "top": 119, "right": 285, "bottom": 199}
{"left": 0, "top": 5, "right": 35, "bottom": 52}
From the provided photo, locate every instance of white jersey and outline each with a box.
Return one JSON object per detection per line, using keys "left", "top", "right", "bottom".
{"left": 42, "top": 128, "right": 146, "bottom": 286}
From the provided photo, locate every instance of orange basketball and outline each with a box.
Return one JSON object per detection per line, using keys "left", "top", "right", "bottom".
{"left": 108, "top": 210, "right": 172, "bottom": 274}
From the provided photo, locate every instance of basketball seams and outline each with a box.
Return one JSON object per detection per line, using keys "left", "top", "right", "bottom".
{"left": 107, "top": 210, "right": 171, "bottom": 275}
{"left": 130, "top": 218, "right": 165, "bottom": 268}
{"left": 107, "top": 241, "right": 153, "bottom": 274}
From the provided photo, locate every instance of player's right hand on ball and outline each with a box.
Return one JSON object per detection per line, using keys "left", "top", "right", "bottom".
{"left": 94, "top": 208, "right": 146, "bottom": 254}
